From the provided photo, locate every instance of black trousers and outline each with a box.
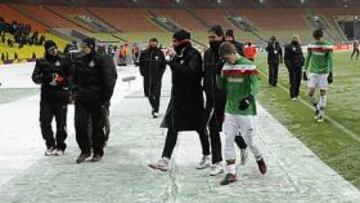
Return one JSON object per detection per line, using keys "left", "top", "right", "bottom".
{"left": 162, "top": 128, "right": 210, "bottom": 159}
{"left": 207, "top": 117, "right": 223, "bottom": 164}
{"left": 351, "top": 49, "right": 359, "bottom": 59}
{"left": 87, "top": 107, "right": 110, "bottom": 147}
{"left": 146, "top": 82, "right": 161, "bottom": 113}
{"left": 75, "top": 101, "right": 107, "bottom": 156}
{"left": 268, "top": 63, "right": 279, "bottom": 86}
{"left": 148, "top": 95, "right": 160, "bottom": 113}
{"left": 39, "top": 100, "right": 67, "bottom": 150}
{"left": 288, "top": 66, "right": 302, "bottom": 98}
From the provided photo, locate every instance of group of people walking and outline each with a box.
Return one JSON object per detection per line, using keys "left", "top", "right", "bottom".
{"left": 32, "top": 26, "right": 333, "bottom": 186}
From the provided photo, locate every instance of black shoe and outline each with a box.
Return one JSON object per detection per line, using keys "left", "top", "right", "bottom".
{"left": 256, "top": 158, "right": 267, "bottom": 175}
{"left": 220, "top": 173, "right": 237, "bottom": 185}
{"left": 76, "top": 153, "right": 91, "bottom": 164}
{"left": 91, "top": 154, "right": 103, "bottom": 162}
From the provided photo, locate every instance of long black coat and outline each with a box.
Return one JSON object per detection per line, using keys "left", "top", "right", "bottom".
{"left": 70, "top": 52, "right": 117, "bottom": 105}
{"left": 139, "top": 48, "right": 166, "bottom": 98}
{"left": 202, "top": 47, "right": 226, "bottom": 132}
{"left": 32, "top": 55, "right": 70, "bottom": 104}
{"left": 161, "top": 44, "right": 204, "bottom": 131}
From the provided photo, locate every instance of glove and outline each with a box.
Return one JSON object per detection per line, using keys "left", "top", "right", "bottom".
{"left": 327, "top": 72, "right": 333, "bottom": 84}
{"left": 303, "top": 71, "right": 308, "bottom": 81}
{"left": 49, "top": 73, "right": 64, "bottom": 86}
{"left": 239, "top": 95, "right": 254, "bottom": 111}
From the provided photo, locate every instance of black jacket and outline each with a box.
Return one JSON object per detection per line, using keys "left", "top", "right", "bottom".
{"left": 266, "top": 41, "right": 283, "bottom": 64}
{"left": 139, "top": 48, "right": 166, "bottom": 97}
{"left": 161, "top": 43, "right": 204, "bottom": 131}
{"left": 232, "top": 40, "right": 245, "bottom": 57}
{"left": 202, "top": 47, "right": 226, "bottom": 132}
{"left": 71, "top": 52, "right": 117, "bottom": 105}
{"left": 284, "top": 42, "right": 305, "bottom": 69}
{"left": 32, "top": 55, "right": 70, "bottom": 104}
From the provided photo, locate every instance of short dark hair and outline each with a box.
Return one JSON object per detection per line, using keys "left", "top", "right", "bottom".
{"left": 313, "top": 29, "right": 323, "bottom": 39}
{"left": 208, "top": 25, "right": 224, "bottom": 37}
{"left": 219, "top": 41, "right": 237, "bottom": 57}
{"left": 149, "top": 38, "right": 158, "bottom": 43}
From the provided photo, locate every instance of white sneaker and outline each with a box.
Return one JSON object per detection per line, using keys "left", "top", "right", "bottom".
{"left": 209, "top": 162, "right": 224, "bottom": 176}
{"left": 54, "top": 149, "right": 65, "bottom": 156}
{"left": 45, "top": 147, "right": 56, "bottom": 156}
{"left": 317, "top": 110, "right": 325, "bottom": 123}
{"left": 240, "top": 149, "right": 248, "bottom": 165}
{"left": 148, "top": 157, "right": 170, "bottom": 172}
{"left": 196, "top": 155, "right": 211, "bottom": 169}
{"left": 152, "top": 112, "right": 160, "bottom": 118}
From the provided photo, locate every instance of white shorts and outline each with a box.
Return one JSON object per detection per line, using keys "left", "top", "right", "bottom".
{"left": 308, "top": 73, "right": 329, "bottom": 90}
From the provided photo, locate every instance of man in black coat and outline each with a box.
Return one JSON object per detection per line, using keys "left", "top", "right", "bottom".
{"left": 148, "top": 30, "right": 210, "bottom": 172}
{"left": 225, "top": 29, "right": 245, "bottom": 57}
{"left": 71, "top": 38, "right": 117, "bottom": 163}
{"left": 32, "top": 40, "right": 70, "bottom": 156}
{"left": 139, "top": 38, "right": 166, "bottom": 118}
{"left": 284, "top": 34, "right": 305, "bottom": 100}
{"left": 266, "top": 36, "right": 283, "bottom": 87}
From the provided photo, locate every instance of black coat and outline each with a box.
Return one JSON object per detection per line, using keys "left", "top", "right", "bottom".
{"left": 139, "top": 48, "right": 166, "bottom": 98}
{"left": 284, "top": 42, "right": 305, "bottom": 69}
{"left": 266, "top": 41, "right": 283, "bottom": 64}
{"left": 233, "top": 40, "right": 245, "bottom": 57}
{"left": 202, "top": 47, "right": 226, "bottom": 132}
{"left": 71, "top": 52, "right": 117, "bottom": 105}
{"left": 32, "top": 55, "right": 70, "bottom": 104}
{"left": 161, "top": 44, "right": 204, "bottom": 131}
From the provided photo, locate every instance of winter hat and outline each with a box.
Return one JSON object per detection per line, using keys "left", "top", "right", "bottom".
{"left": 225, "top": 29, "right": 234, "bottom": 38}
{"left": 173, "top": 29, "right": 191, "bottom": 41}
{"left": 209, "top": 25, "right": 224, "bottom": 37}
{"left": 81, "top": 38, "right": 96, "bottom": 51}
{"left": 44, "top": 40, "right": 57, "bottom": 52}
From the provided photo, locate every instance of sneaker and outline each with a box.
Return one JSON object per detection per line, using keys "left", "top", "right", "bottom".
{"left": 317, "top": 110, "right": 325, "bottom": 123}
{"left": 317, "top": 116, "right": 324, "bottom": 123}
{"left": 91, "top": 154, "right": 103, "bottom": 162}
{"left": 209, "top": 162, "right": 224, "bottom": 176}
{"left": 45, "top": 147, "right": 56, "bottom": 156}
{"left": 196, "top": 155, "right": 211, "bottom": 169}
{"left": 220, "top": 173, "right": 237, "bottom": 185}
{"left": 152, "top": 112, "right": 160, "bottom": 118}
{"left": 291, "top": 97, "right": 298, "bottom": 101}
{"left": 148, "top": 157, "right": 170, "bottom": 172}
{"left": 54, "top": 149, "right": 65, "bottom": 156}
{"left": 76, "top": 152, "right": 91, "bottom": 164}
{"left": 240, "top": 149, "right": 248, "bottom": 165}
{"left": 256, "top": 158, "right": 267, "bottom": 175}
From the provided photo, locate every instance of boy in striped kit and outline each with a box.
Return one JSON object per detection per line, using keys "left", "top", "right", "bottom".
{"left": 303, "top": 29, "right": 334, "bottom": 122}
{"left": 217, "top": 42, "right": 267, "bottom": 185}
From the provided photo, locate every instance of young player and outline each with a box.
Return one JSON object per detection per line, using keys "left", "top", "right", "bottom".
{"left": 217, "top": 42, "right": 267, "bottom": 185}
{"left": 303, "top": 29, "right": 334, "bottom": 122}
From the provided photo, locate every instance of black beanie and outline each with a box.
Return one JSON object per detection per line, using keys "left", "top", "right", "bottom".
{"left": 82, "top": 38, "right": 96, "bottom": 50}
{"left": 209, "top": 25, "right": 224, "bottom": 37}
{"left": 173, "top": 29, "right": 191, "bottom": 41}
{"left": 44, "top": 40, "right": 57, "bottom": 52}
{"left": 225, "top": 29, "right": 234, "bottom": 38}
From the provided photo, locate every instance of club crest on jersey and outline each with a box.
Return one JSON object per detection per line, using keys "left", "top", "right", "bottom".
{"left": 228, "top": 77, "right": 244, "bottom": 83}
{"left": 154, "top": 56, "right": 159, "bottom": 61}
{"left": 55, "top": 61, "right": 61, "bottom": 67}
{"left": 292, "top": 47, "right": 296, "bottom": 52}
{"left": 89, "top": 60, "right": 95, "bottom": 67}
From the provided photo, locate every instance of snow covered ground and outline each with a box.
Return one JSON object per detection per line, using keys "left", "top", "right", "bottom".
{"left": 0, "top": 63, "right": 359, "bottom": 203}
